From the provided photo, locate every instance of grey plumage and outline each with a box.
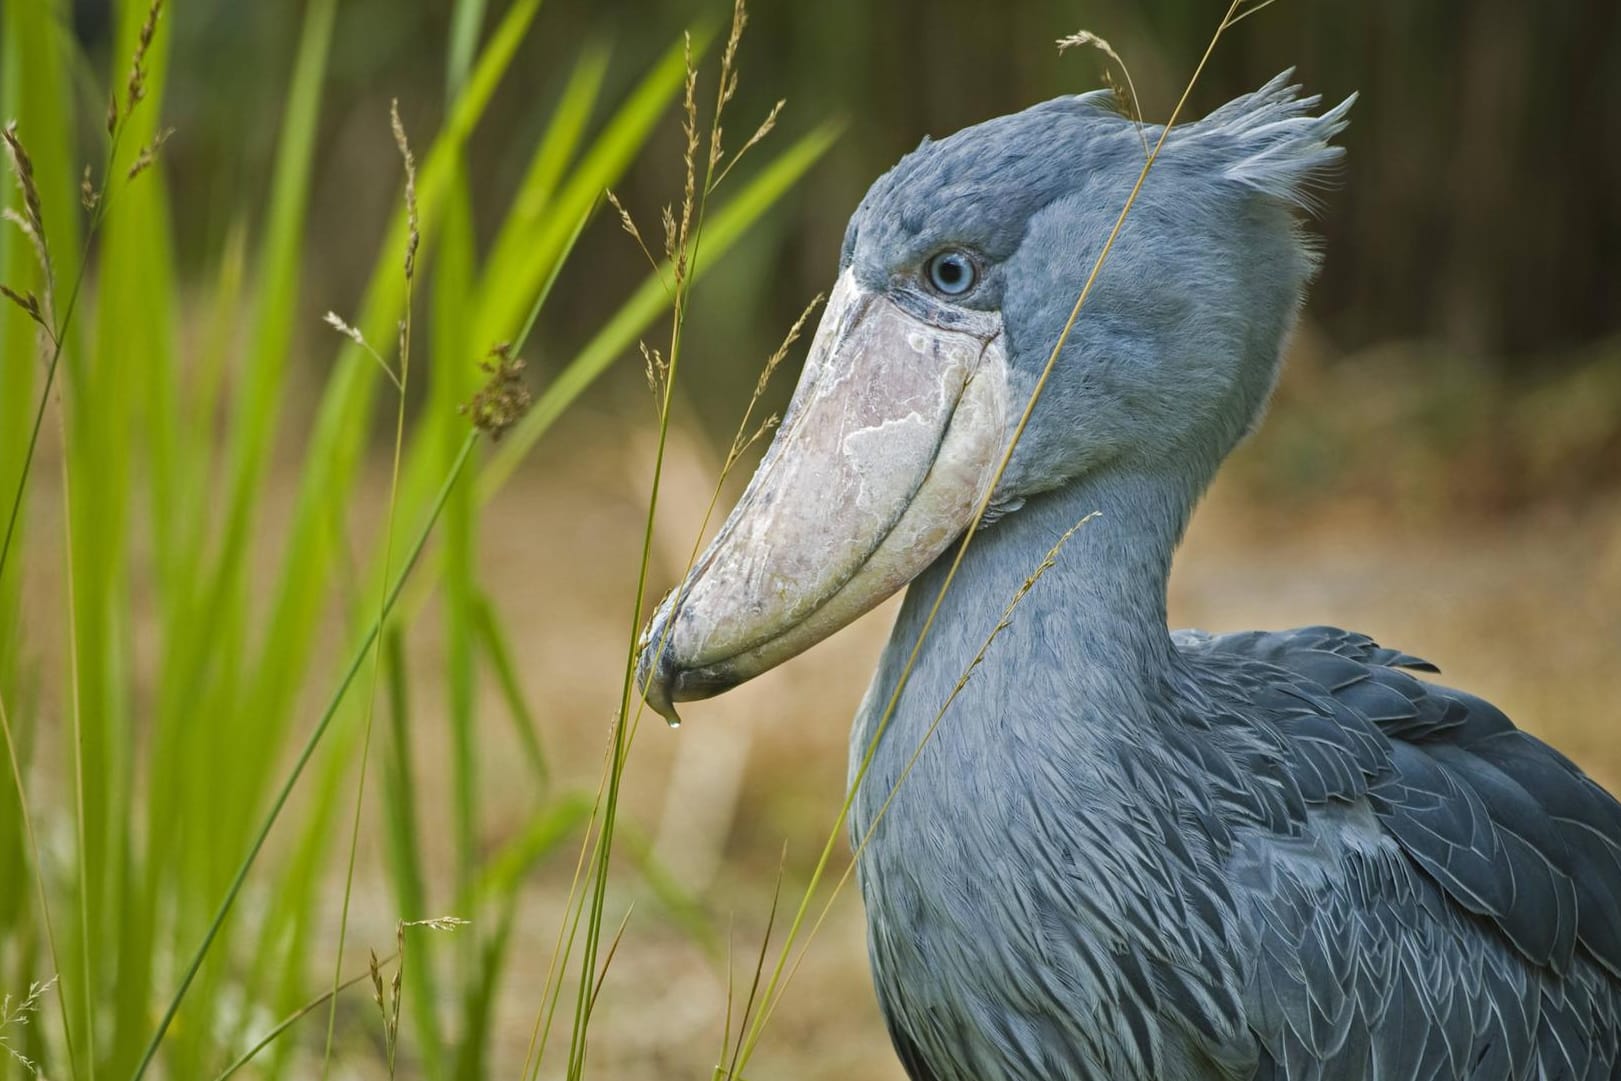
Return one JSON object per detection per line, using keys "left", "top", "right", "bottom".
{"left": 632, "top": 71, "right": 1621, "bottom": 1080}
{"left": 835, "top": 76, "right": 1621, "bottom": 1080}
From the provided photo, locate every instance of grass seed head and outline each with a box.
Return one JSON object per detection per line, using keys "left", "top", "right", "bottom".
{"left": 1057, "top": 29, "right": 1148, "bottom": 157}
{"left": 391, "top": 99, "right": 419, "bottom": 281}
{"left": 0, "top": 284, "right": 44, "bottom": 331}
{"left": 677, "top": 32, "right": 700, "bottom": 278}
{"left": 2, "top": 124, "right": 46, "bottom": 265}
{"left": 461, "top": 344, "right": 532, "bottom": 441}
{"left": 0, "top": 977, "right": 56, "bottom": 1076}
{"left": 127, "top": 0, "right": 164, "bottom": 112}
{"left": 126, "top": 126, "right": 174, "bottom": 180}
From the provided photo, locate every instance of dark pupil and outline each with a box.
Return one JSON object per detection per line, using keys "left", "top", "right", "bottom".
{"left": 938, "top": 258, "right": 963, "bottom": 285}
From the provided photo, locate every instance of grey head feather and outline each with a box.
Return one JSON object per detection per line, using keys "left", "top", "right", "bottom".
{"left": 836, "top": 73, "right": 1355, "bottom": 505}
{"left": 841, "top": 71, "right": 1354, "bottom": 285}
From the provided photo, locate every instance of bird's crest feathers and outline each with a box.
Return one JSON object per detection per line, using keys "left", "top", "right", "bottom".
{"left": 1185, "top": 69, "right": 1356, "bottom": 213}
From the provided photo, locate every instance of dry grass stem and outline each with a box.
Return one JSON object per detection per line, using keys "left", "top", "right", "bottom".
{"left": 731, "top": 6, "right": 1253, "bottom": 1073}
{"left": 713, "top": 98, "right": 783, "bottom": 189}
{"left": 585, "top": 904, "right": 636, "bottom": 1019}
{"left": 716, "top": 916, "right": 737, "bottom": 1074}
{"left": 321, "top": 97, "right": 422, "bottom": 1081}
{"left": 720, "top": 845, "right": 785, "bottom": 1081}
{"left": 1225, "top": 0, "right": 1287, "bottom": 29}
{"left": 739, "top": 515, "right": 1097, "bottom": 1067}
{"left": 726, "top": 291, "right": 823, "bottom": 467}
{"left": 1057, "top": 30, "right": 1148, "bottom": 158}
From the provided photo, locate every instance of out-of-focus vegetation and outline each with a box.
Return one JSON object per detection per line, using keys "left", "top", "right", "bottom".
{"left": 1, "top": 0, "right": 831, "bottom": 1076}
{"left": 64, "top": 0, "right": 1621, "bottom": 369}
{"left": 2, "top": 1, "right": 1618, "bottom": 1079}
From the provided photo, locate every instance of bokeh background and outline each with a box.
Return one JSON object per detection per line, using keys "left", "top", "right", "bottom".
{"left": 3, "top": 0, "right": 1619, "bottom": 1078}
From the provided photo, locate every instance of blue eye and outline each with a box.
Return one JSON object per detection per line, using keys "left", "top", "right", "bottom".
{"left": 926, "top": 250, "right": 976, "bottom": 296}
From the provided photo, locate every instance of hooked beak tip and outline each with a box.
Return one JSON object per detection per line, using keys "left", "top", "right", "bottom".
{"left": 635, "top": 614, "right": 684, "bottom": 726}
{"left": 636, "top": 606, "right": 750, "bottom": 726}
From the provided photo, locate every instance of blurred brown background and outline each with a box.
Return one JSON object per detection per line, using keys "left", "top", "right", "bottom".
{"left": 60, "top": 0, "right": 1621, "bottom": 1077}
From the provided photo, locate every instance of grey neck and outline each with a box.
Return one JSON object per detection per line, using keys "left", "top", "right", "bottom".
{"left": 861, "top": 455, "right": 1209, "bottom": 759}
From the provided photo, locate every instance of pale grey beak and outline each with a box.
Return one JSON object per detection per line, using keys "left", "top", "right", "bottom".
{"left": 636, "top": 268, "right": 1010, "bottom": 722}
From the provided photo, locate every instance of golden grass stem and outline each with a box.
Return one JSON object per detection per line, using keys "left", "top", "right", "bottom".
{"left": 520, "top": 714, "right": 617, "bottom": 1081}
{"left": 740, "top": 516, "right": 1095, "bottom": 1053}
{"left": 728, "top": 6, "right": 1249, "bottom": 1072}
{"left": 563, "top": 8, "right": 746, "bottom": 1072}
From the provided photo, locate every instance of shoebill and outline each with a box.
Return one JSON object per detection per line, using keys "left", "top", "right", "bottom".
{"left": 636, "top": 73, "right": 1621, "bottom": 1081}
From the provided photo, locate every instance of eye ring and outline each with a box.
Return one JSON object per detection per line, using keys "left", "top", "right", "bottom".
{"left": 925, "top": 249, "right": 977, "bottom": 296}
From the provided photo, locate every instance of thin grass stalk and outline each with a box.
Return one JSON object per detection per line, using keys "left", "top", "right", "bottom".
{"left": 130, "top": 431, "right": 479, "bottom": 1080}
{"left": 519, "top": 730, "right": 618, "bottom": 1081}
{"left": 320, "top": 100, "right": 420, "bottom": 1077}
{"left": 0, "top": 689, "right": 78, "bottom": 1077}
{"left": 715, "top": 917, "right": 736, "bottom": 1074}
{"left": 564, "top": 11, "right": 757, "bottom": 1072}
{"left": 615, "top": 292, "right": 820, "bottom": 762}
{"left": 738, "top": 517, "right": 1095, "bottom": 1056}
{"left": 721, "top": 847, "right": 785, "bottom": 1081}
{"left": 728, "top": 6, "right": 1250, "bottom": 1071}
{"left": 212, "top": 954, "right": 398, "bottom": 1081}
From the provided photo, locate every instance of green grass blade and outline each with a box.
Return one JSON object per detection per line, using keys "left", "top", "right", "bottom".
{"left": 466, "top": 795, "right": 595, "bottom": 908}
{"left": 473, "top": 30, "right": 704, "bottom": 347}
{"left": 471, "top": 590, "right": 549, "bottom": 790}
{"left": 447, "top": 0, "right": 489, "bottom": 101}
{"left": 131, "top": 434, "right": 480, "bottom": 1081}
{"left": 480, "top": 120, "right": 841, "bottom": 498}
{"left": 239, "top": 0, "right": 544, "bottom": 794}
{"left": 475, "top": 42, "right": 609, "bottom": 309}
{"left": 90, "top": 1, "right": 178, "bottom": 1071}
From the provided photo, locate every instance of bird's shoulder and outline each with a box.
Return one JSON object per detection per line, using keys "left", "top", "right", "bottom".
{"left": 1172, "top": 625, "right": 1621, "bottom": 1077}
{"left": 1173, "top": 624, "right": 1621, "bottom": 981}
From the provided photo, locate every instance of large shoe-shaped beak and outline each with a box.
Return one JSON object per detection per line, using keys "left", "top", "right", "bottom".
{"left": 636, "top": 268, "right": 1010, "bottom": 723}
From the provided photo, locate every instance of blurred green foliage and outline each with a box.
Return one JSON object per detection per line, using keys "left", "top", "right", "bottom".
{"left": 61, "top": 0, "right": 1621, "bottom": 413}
